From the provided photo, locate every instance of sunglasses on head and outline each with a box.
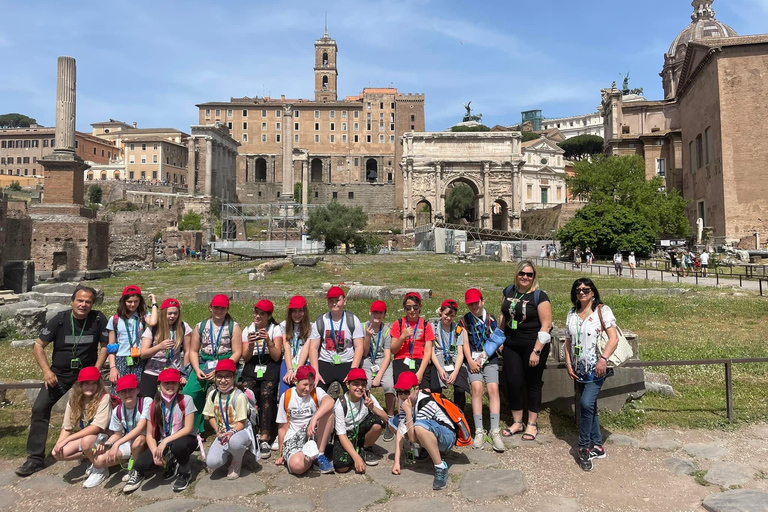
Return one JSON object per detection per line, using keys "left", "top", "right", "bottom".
{"left": 576, "top": 287, "right": 592, "bottom": 295}
{"left": 518, "top": 271, "right": 535, "bottom": 278}
{"left": 404, "top": 305, "right": 420, "bottom": 311}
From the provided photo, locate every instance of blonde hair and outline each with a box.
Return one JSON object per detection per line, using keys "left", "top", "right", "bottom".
{"left": 156, "top": 306, "right": 184, "bottom": 352}
{"left": 69, "top": 379, "right": 107, "bottom": 430}
{"left": 514, "top": 260, "right": 540, "bottom": 293}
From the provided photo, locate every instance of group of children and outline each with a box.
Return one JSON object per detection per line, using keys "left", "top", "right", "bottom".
{"left": 51, "top": 283, "right": 510, "bottom": 492}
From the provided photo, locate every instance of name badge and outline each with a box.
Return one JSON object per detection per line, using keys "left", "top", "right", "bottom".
{"left": 508, "top": 319, "right": 518, "bottom": 330}
{"left": 371, "top": 364, "right": 380, "bottom": 375}
{"left": 254, "top": 365, "right": 267, "bottom": 378}
{"left": 408, "top": 359, "right": 416, "bottom": 370}
{"left": 126, "top": 356, "right": 134, "bottom": 366}
{"left": 130, "top": 347, "right": 140, "bottom": 358}
{"left": 70, "top": 358, "right": 82, "bottom": 369}
{"left": 205, "top": 360, "right": 218, "bottom": 372}
{"left": 471, "top": 352, "right": 483, "bottom": 362}
{"left": 443, "top": 364, "right": 455, "bottom": 373}
{"left": 333, "top": 354, "right": 342, "bottom": 365}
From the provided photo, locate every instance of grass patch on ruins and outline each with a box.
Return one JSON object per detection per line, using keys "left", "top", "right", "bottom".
{"left": 1, "top": 253, "right": 767, "bottom": 458}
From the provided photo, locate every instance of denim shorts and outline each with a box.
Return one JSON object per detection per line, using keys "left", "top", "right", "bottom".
{"left": 414, "top": 419, "right": 456, "bottom": 453}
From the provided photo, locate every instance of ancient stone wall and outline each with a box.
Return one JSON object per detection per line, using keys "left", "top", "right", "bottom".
{"left": 5, "top": 216, "right": 32, "bottom": 260}
{"left": 109, "top": 233, "right": 154, "bottom": 271}
{"left": 521, "top": 202, "right": 583, "bottom": 235}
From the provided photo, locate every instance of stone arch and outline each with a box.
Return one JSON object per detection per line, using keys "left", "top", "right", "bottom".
{"left": 416, "top": 199, "right": 432, "bottom": 226}
{"left": 255, "top": 157, "right": 267, "bottom": 182}
{"left": 444, "top": 177, "right": 481, "bottom": 225}
{"left": 492, "top": 198, "right": 509, "bottom": 231}
{"left": 311, "top": 158, "right": 323, "bottom": 183}
{"left": 113, "top": 171, "right": 120, "bottom": 180}
{"left": 366, "top": 158, "right": 378, "bottom": 182}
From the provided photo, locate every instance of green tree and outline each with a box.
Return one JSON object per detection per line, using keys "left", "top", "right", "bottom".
{"left": 306, "top": 201, "right": 368, "bottom": 252}
{"left": 445, "top": 183, "right": 475, "bottom": 222}
{"left": 87, "top": 185, "right": 103, "bottom": 204}
{"left": 557, "top": 134, "right": 605, "bottom": 161}
{"left": 450, "top": 124, "right": 491, "bottom": 132}
{"left": 294, "top": 182, "right": 312, "bottom": 204}
{"left": 521, "top": 131, "right": 541, "bottom": 142}
{"left": 178, "top": 211, "right": 203, "bottom": 231}
{"left": 0, "top": 113, "right": 37, "bottom": 128}
{"left": 557, "top": 154, "right": 689, "bottom": 255}
{"left": 8, "top": 181, "right": 22, "bottom": 191}
{"left": 351, "top": 232, "right": 383, "bottom": 254}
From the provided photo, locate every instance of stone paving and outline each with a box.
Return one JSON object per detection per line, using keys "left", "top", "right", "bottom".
{"left": 1, "top": 425, "right": 768, "bottom": 511}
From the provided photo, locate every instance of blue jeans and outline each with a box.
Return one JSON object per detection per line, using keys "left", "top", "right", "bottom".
{"left": 577, "top": 377, "right": 606, "bottom": 449}
{"left": 414, "top": 419, "right": 456, "bottom": 453}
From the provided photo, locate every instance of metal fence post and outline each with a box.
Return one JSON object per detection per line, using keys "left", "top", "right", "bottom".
{"left": 725, "top": 361, "right": 734, "bottom": 423}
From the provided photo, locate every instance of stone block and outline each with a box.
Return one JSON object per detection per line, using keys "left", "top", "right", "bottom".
{"left": 390, "top": 288, "right": 432, "bottom": 299}
{"left": 23, "top": 380, "right": 70, "bottom": 414}
{"left": 3, "top": 260, "right": 35, "bottom": 293}
{"left": 702, "top": 489, "right": 768, "bottom": 512}
{"left": 291, "top": 256, "right": 322, "bottom": 267}
{"left": 13, "top": 307, "right": 47, "bottom": 337}
{"left": 346, "top": 285, "right": 392, "bottom": 300}
{"left": 540, "top": 366, "right": 645, "bottom": 413}
{"left": 45, "top": 303, "right": 71, "bottom": 322}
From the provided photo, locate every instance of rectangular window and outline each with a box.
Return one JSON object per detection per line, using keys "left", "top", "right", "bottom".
{"left": 656, "top": 158, "right": 666, "bottom": 177}
{"left": 205, "top": 109, "right": 210, "bottom": 117}
{"left": 330, "top": 110, "right": 335, "bottom": 119}
{"left": 410, "top": 114, "right": 415, "bottom": 122}
{"left": 262, "top": 134, "right": 267, "bottom": 142}
{"left": 391, "top": 102, "right": 395, "bottom": 109}
{"left": 294, "top": 110, "right": 299, "bottom": 118}
{"left": 294, "top": 122, "right": 299, "bottom": 130}
{"left": 261, "top": 109, "right": 266, "bottom": 117}
{"left": 276, "top": 122, "right": 281, "bottom": 130}
{"left": 689, "top": 141, "right": 695, "bottom": 172}
{"left": 243, "top": 122, "right": 248, "bottom": 129}
{"left": 129, "top": 171, "right": 134, "bottom": 179}
{"left": 315, "top": 134, "right": 320, "bottom": 143}
{"left": 262, "top": 122, "right": 267, "bottom": 130}
{"left": 354, "top": 135, "right": 359, "bottom": 143}
{"left": 129, "top": 155, "right": 135, "bottom": 163}
{"left": 348, "top": 191, "right": 354, "bottom": 199}
{"left": 333, "top": 191, "right": 338, "bottom": 199}
{"left": 276, "top": 134, "right": 281, "bottom": 142}
{"left": 342, "top": 111, "right": 347, "bottom": 118}
{"left": 154, "top": 143, "right": 158, "bottom": 150}
{"left": 23, "top": 156, "right": 29, "bottom": 164}
{"left": 215, "top": 109, "right": 221, "bottom": 117}
{"left": 379, "top": 102, "right": 384, "bottom": 109}
{"left": 354, "top": 111, "right": 359, "bottom": 119}
{"left": 379, "top": 113, "right": 384, "bottom": 121}
{"left": 354, "top": 157, "right": 359, "bottom": 166}
{"left": 153, "top": 155, "right": 158, "bottom": 163}
{"left": 390, "top": 135, "right": 395, "bottom": 143}
{"left": 165, "top": 156, "right": 169, "bottom": 164}
{"left": 141, "top": 143, "right": 147, "bottom": 151}
{"left": 705, "top": 127, "right": 712, "bottom": 164}
{"left": 152, "top": 171, "right": 158, "bottom": 179}
{"left": 43, "top": 139, "right": 48, "bottom": 147}
{"left": 367, "top": 113, "right": 371, "bottom": 121}
{"left": 367, "top": 123, "right": 372, "bottom": 131}
{"left": 314, "top": 110, "right": 320, "bottom": 119}
{"left": 314, "top": 123, "right": 320, "bottom": 131}
{"left": 243, "top": 134, "right": 248, "bottom": 142}
{"left": 32, "top": 140, "right": 39, "bottom": 148}
{"left": 367, "top": 102, "right": 371, "bottom": 110}
{"left": 366, "top": 135, "right": 372, "bottom": 143}
{"left": 228, "top": 122, "right": 233, "bottom": 129}
{"left": 379, "top": 123, "right": 384, "bottom": 131}
{"left": 527, "top": 184, "right": 532, "bottom": 199}
{"left": 294, "top": 134, "right": 299, "bottom": 143}
{"left": 276, "top": 110, "right": 281, "bottom": 118}
{"left": 342, "top": 123, "right": 347, "bottom": 131}
{"left": 379, "top": 134, "right": 384, "bottom": 143}
{"left": 354, "top": 122, "right": 359, "bottom": 131}
{"left": 227, "top": 109, "right": 233, "bottom": 117}
{"left": 330, "top": 123, "right": 335, "bottom": 131}
{"left": 696, "top": 134, "right": 703, "bottom": 169}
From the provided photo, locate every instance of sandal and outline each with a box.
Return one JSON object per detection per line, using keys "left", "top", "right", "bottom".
{"left": 501, "top": 421, "right": 524, "bottom": 437}
{"left": 522, "top": 423, "right": 538, "bottom": 441}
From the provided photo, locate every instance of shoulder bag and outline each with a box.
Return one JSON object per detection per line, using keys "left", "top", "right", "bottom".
{"left": 596, "top": 304, "right": 633, "bottom": 367}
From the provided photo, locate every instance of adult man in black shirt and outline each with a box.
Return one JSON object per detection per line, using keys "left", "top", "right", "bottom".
{"left": 15, "top": 285, "right": 109, "bottom": 477}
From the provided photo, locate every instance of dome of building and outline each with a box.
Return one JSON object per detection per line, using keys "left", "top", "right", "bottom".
{"left": 667, "top": 0, "right": 738, "bottom": 60}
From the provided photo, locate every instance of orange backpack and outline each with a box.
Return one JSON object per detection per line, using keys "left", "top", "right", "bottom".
{"left": 429, "top": 392, "right": 472, "bottom": 447}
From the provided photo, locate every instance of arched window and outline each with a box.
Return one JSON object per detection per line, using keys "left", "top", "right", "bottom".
{"left": 113, "top": 171, "right": 120, "bottom": 180}
{"left": 322, "top": 76, "right": 329, "bottom": 90}
{"left": 101, "top": 172, "right": 107, "bottom": 180}
{"left": 366, "top": 159, "right": 378, "bottom": 182}
{"left": 311, "top": 158, "right": 323, "bottom": 183}
{"left": 255, "top": 158, "right": 267, "bottom": 182}
{"left": 322, "top": 52, "right": 328, "bottom": 65}
{"left": 87, "top": 172, "right": 94, "bottom": 181}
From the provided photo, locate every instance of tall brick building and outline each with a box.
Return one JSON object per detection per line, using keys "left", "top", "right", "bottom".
{"left": 600, "top": 0, "right": 768, "bottom": 245}
{"left": 196, "top": 30, "right": 425, "bottom": 220}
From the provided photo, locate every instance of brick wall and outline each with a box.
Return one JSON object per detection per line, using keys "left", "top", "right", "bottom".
{"left": 5, "top": 216, "right": 32, "bottom": 260}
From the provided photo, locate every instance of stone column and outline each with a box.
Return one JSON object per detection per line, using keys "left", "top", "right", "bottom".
{"left": 402, "top": 169, "right": 409, "bottom": 233}
{"left": 281, "top": 105, "right": 294, "bottom": 200}
{"left": 434, "top": 162, "right": 441, "bottom": 220}
{"left": 301, "top": 160, "right": 308, "bottom": 220}
{"left": 481, "top": 162, "right": 491, "bottom": 228}
{"left": 511, "top": 162, "right": 522, "bottom": 231}
{"left": 55, "top": 56, "right": 77, "bottom": 153}
{"left": 205, "top": 137, "right": 213, "bottom": 196}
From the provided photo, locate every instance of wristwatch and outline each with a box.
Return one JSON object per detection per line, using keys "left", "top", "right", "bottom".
{"left": 533, "top": 349, "right": 542, "bottom": 356}
{"left": 599, "top": 355, "right": 608, "bottom": 361}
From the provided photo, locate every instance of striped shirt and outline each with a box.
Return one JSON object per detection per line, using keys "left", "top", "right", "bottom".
{"left": 398, "top": 391, "right": 453, "bottom": 432}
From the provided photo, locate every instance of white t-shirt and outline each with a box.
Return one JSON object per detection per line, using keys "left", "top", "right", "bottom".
{"left": 700, "top": 252, "right": 710, "bottom": 265}
{"left": 628, "top": 255, "right": 636, "bottom": 265}
{"left": 153, "top": 395, "right": 197, "bottom": 438}
{"left": 334, "top": 393, "right": 381, "bottom": 436}
{"left": 276, "top": 386, "right": 328, "bottom": 441}
{"left": 614, "top": 253, "right": 623, "bottom": 264}
{"left": 280, "top": 320, "right": 308, "bottom": 366}
{"left": 109, "top": 397, "right": 153, "bottom": 434}
{"left": 241, "top": 322, "right": 284, "bottom": 362}
{"left": 309, "top": 312, "right": 364, "bottom": 363}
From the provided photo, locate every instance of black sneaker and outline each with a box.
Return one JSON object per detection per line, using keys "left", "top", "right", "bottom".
{"left": 163, "top": 458, "right": 179, "bottom": 481}
{"left": 172, "top": 472, "right": 191, "bottom": 492}
{"left": 327, "top": 381, "right": 342, "bottom": 401}
{"left": 432, "top": 464, "right": 449, "bottom": 490}
{"left": 363, "top": 447, "right": 379, "bottom": 467}
{"left": 122, "top": 471, "right": 144, "bottom": 493}
{"left": 578, "top": 448, "right": 593, "bottom": 472}
{"left": 259, "top": 440, "right": 272, "bottom": 459}
{"left": 589, "top": 445, "right": 606, "bottom": 460}
{"left": 15, "top": 460, "right": 44, "bottom": 477}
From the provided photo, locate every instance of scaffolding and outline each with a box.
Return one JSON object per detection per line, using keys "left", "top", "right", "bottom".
{"left": 219, "top": 201, "right": 318, "bottom": 242}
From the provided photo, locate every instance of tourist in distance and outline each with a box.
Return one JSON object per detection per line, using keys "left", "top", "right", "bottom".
{"left": 363, "top": 300, "right": 396, "bottom": 441}
{"left": 279, "top": 295, "right": 312, "bottom": 397}
{"left": 185, "top": 294, "right": 243, "bottom": 433}
{"left": 613, "top": 250, "right": 623, "bottom": 277}
{"left": 91, "top": 374, "right": 152, "bottom": 491}
{"left": 131, "top": 368, "right": 197, "bottom": 492}
{"left": 499, "top": 261, "right": 552, "bottom": 442}
{"left": 275, "top": 365, "right": 336, "bottom": 474}
{"left": 331, "top": 368, "right": 387, "bottom": 473}
{"left": 563, "top": 278, "right": 619, "bottom": 472}
{"left": 50, "top": 366, "right": 112, "bottom": 486}
{"left": 16, "top": 285, "right": 109, "bottom": 477}
{"left": 573, "top": 246, "right": 582, "bottom": 268}
{"left": 389, "top": 291, "right": 435, "bottom": 391}
{"left": 139, "top": 298, "right": 192, "bottom": 399}
{"left": 390, "top": 371, "right": 455, "bottom": 490}
{"left": 429, "top": 299, "right": 468, "bottom": 418}
{"left": 628, "top": 251, "right": 637, "bottom": 278}
{"left": 585, "top": 247, "right": 594, "bottom": 266}
{"left": 107, "top": 286, "right": 159, "bottom": 391}
{"left": 203, "top": 359, "right": 258, "bottom": 480}
{"left": 700, "top": 249, "right": 710, "bottom": 277}
{"left": 241, "top": 299, "right": 284, "bottom": 458}
{"left": 540, "top": 245, "right": 547, "bottom": 259}
{"left": 460, "top": 288, "right": 504, "bottom": 452}
{"left": 308, "top": 286, "right": 365, "bottom": 397}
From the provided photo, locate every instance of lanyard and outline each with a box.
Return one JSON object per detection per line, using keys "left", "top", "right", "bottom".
{"left": 470, "top": 313, "right": 489, "bottom": 350}
{"left": 70, "top": 313, "right": 87, "bottom": 358}
{"left": 209, "top": 320, "right": 225, "bottom": 355}
{"left": 123, "top": 403, "right": 138, "bottom": 432}
{"left": 218, "top": 392, "right": 231, "bottom": 432}
{"left": 166, "top": 328, "right": 176, "bottom": 364}
{"left": 406, "top": 318, "right": 420, "bottom": 357}
{"left": 438, "top": 322, "right": 454, "bottom": 364}
{"left": 122, "top": 316, "right": 140, "bottom": 348}
{"left": 291, "top": 326, "right": 301, "bottom": 357}
{"left": 369, "top": 323, "right": 383, "bottom": 364}
{"left": 161, "top": 397, "right": 176, "bottom": 438}
{"left": 346, "top": 393, "right": 363, "bottom": 447}
{"left": 329, "top": 313, "right": 345, "bottom": 352}
{"left": 255, "top": 324, "right": 269, "bottom": 364}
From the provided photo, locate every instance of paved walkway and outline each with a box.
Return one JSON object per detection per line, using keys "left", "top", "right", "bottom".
{"left": 1, "top": 424, "right": 767, "bottom": 511}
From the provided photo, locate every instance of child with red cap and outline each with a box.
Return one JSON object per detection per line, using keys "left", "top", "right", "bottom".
{"left": 185, "top": 294, "right": 243, "bottom": 433}
{"left": 389, "top": 292, "right": 435, "bottom": 391}
{"left": 131, "top": 368, "right": 197, "bottom": 493}
{"left": 308, "top": 286, "right": 364, "bottom": 398}
{"left": 203, "top": 359, "right": 258, "bottom": 479}
{"left": 91, "top": 374, "right": 152, "bottom": 491}
{"left": 139, "top": 298, "right": 192, "bottom": 399}
{"left": 279, "top": 295, "right": 311, "bottom": 396}
{"left": 429, "top": 299, "right": 468, "bottom": 415}
{"left": 331, "top": 368, "right": 387, "bottom": 473}
{"left": 362, "top": 300, "right": 396, "bottom": 441}
{"left": 241, "top": 298, "right": 283, "bottom": 458}
{"left": 107, "top": 285, "right": 158, "bottom": 391}
{"left": 276, "top": 365, "right": 335, "bottom": 475}
{"left": 391, "top": 371, "right": 455, "bottom": 491}
{"left": 52, "top": 367, "right": 112, "bottom": 487}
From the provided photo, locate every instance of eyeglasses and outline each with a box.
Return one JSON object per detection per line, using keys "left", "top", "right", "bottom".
{"left": 518, "top": 271, "right": 535, "bottom": 278}
{"left": 396, "top": 389, "right": 412, "bottom": 396}
{"left": 215, "top": 374, "right": 234, "bottom": 380}
{"left": 404, "top": 305, "right": 420, "bottom": 311}
{"left": 575, "top": 288, "right": 593, "bottom": 295}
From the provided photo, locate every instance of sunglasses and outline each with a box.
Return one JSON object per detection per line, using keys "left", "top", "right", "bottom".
{"left": 575, "top": 287, "right": 593, "bottom": 295}
{"left": 396, "top": 389, "right": 412, "bottom": 396}
{"left": 404, "top": 305, "right": 420, "bottom": 311}
{"left": 518, "top": 271, "right": 535, "bottom": 278}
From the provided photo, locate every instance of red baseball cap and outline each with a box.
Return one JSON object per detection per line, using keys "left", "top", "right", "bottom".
{"left": 346, "top": 368, "right": 368, "bottom": 383}
{"left": 295, "top": 365, "right": 316, "bottom": 382}
{"left": 464, "top": 288, "right": 483, "bottom": 304}
{"left": 122, "top": 285, "right": 142, "bottom": 297}
{"left": 77, "top": 366, "right": 101, "bottom": 382}
{"left": 288, "top": 295, "right": 307, "bottom": 309}
{"left": 370, "top": 300, "right": 387, "bottom": 313}
{"left": 326, "top": 286, "right": 345, "bottom": 299}
{"left": 441, "top": 299, "right": 459, "bottom": 310}
{"left": 215, "top": 359, "right": 237, "bottom": 373}
{"left": 161, "top": 298, "right": 181, "bottom": 310}
{"left": 210, "top": 294, "right": 230, "bottom": 308}
{"left": 157, "top": 368, "right": 181, "bottom": 383}
{"left": 254, "top": 299, "right": 274, "bottom": 314}
{"left": 393, "top": 371, "right": 419, "bottom": 390}
{"left": 115, "top": 374, "right": 139, "bottom": 392}
{"left": 404, "top": 291, "right": 422, "bottom": 302}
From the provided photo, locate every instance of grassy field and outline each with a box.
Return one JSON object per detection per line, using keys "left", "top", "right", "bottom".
{"left": 1, "top": 253, "right": 767, "bottom": 458}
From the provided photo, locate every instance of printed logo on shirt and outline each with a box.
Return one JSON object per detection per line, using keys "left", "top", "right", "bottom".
{"left": 323, "top": 329, "right": 347, "bottom": 351}
{"left": 41, "top": 328, "right": 51, "bottom": 336}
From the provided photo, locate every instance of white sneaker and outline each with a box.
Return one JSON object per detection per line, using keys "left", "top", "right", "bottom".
{"left": 82, "top": 467, "right": 108, "bottom": 488}
{"left": 85, "top": 463, "right": 93, "bottom": 476}
{"left": 271, "top": 438, "right": 279, "bottom": 451}
{"left": 121, "top": 471, "right": 131, "bottom": 482}
{"left": 472, "top": 428, "right": 486, "bottom": 449}
{"left": 490, "top": 428, "right": 505, "bottom": 453}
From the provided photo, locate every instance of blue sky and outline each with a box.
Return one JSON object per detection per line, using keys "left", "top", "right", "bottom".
{"left": 1, "top": 0, "right": 765, "bottom": 132}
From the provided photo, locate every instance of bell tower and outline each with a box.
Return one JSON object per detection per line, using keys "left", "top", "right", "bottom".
{"left": 314, "top": 24, "right": 338, "bottom": 102}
